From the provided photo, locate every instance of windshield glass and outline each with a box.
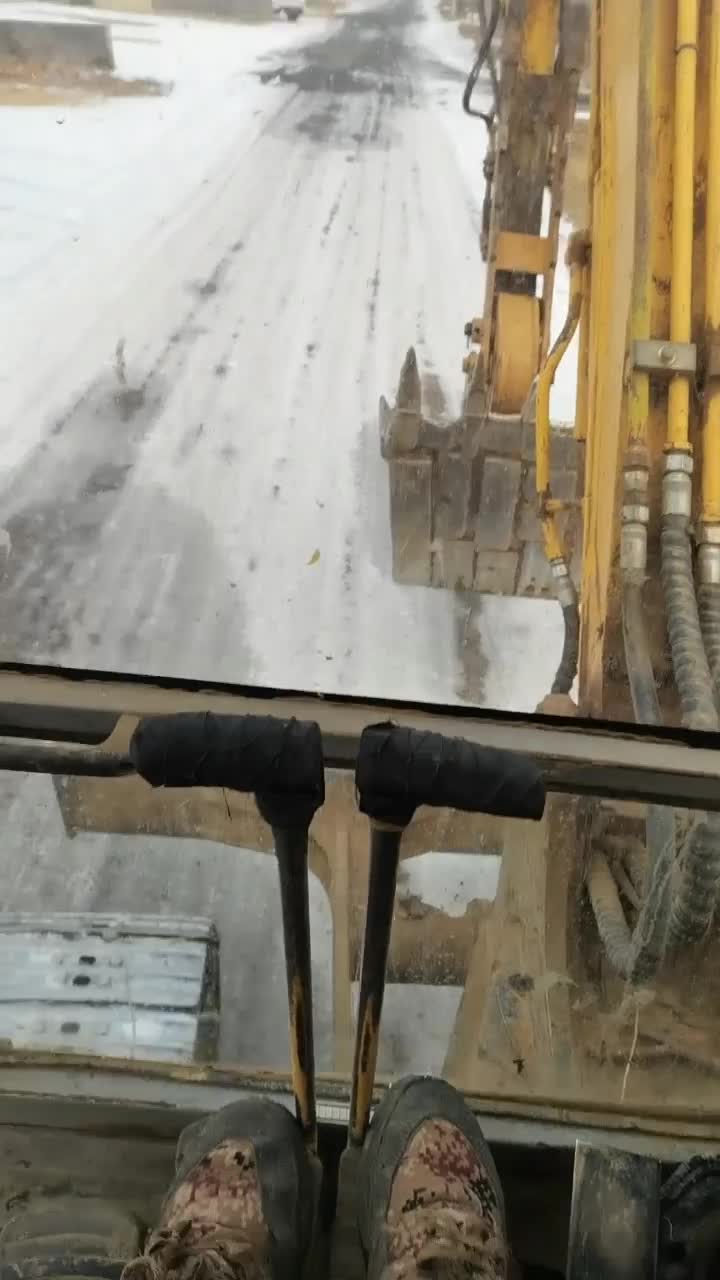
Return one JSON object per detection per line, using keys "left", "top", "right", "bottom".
{"left": 3, "top": 0, "right": 719, "bottom": 1129}
{"left": 1, "top": 0, "right": 587, "bottom": 706}
{"left": 2, "top": 758, "right": 718, "bottom": 1126}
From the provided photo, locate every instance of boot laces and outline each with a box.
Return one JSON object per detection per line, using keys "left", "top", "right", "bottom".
{"left": 121, "top": 1221, "right": 270, "bottom": 1280}
{"left": 387, "top": 1203, "right": 506, "bottom": 1280}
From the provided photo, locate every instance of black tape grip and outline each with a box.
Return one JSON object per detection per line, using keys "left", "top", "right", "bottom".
{"left": 355, "top": 722, "right": 545, "bottom": 825}
{"left": 130, "top": 712, "right": 325, "bottom": 811}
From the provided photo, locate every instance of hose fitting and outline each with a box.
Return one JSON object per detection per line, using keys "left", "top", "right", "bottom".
{"left": 621, "top": 445, "right": 650, "bottom": 581}
{"left": 549, "top": 559, "right": 579, "bottom": 696}
{"left": 698, "top": 524, "right": 720, "bottom": 585}
{"left": 663, "top": 450, "right": 693, "bottom": 518}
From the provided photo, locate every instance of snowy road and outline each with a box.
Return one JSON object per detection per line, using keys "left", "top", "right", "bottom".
{"left": 0, "top": 0, "right": 565, "bottom": 704}
{"left": 0, "top": 0, "right": 563, "bottom": 1071}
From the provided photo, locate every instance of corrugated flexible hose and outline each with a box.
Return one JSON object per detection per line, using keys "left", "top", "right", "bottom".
{"left": 587, "top": 583, "right": 675, "bottom": 981}
{"left": 551, "top": 595, "right": 579, "bottom": 696}
{"left": 661, "top": 517, "right": 720, "bottom": 946}
{"left": 698, "top": 581, "right": 720, "bottom": 699}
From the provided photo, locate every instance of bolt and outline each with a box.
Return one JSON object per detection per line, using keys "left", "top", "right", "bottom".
{"left": 658, "top": 344, "right": 677, "bottom": 368}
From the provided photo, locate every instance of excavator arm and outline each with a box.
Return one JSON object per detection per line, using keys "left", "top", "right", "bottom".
{"left": 382, "top": 0, "right": 586, "bottom": 626}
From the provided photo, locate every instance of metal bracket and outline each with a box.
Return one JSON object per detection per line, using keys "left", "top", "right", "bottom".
{"left": 633, "top": 339, "right": 697, "bottom": 375}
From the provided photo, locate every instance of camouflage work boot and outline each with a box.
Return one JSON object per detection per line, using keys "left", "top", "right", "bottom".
{"left": 358, "top": 1076, "right": 507, "bottom": 1280}
{"left": 122, "top": 1100, "right": 319, "bottom": 1280}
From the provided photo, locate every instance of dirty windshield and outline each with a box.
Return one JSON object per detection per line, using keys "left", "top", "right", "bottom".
{"left": 3, "top": 0, "right": 720, "bottom": 1132}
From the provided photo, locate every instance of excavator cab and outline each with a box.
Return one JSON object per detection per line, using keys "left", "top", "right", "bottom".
{"left": 2, "top": 673, "right": 720, "bottom": 1280}
{"left": 5, "top": 0, "right": 720, "bottom": 1277}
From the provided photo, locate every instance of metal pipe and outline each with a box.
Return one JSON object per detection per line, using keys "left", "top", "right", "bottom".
{"left": 667, "top": 0, "right": 699, "bottom": 452}
{"left": 702, "top": 0, "right": 720, "bottom": 520}
{"left": 536, "top": 259, "right": 583, "bottom": 501}
{"left": 627, "top": 0, "right": 654, "bottom": 450}
{"left": 0, "top": 740, "right": 132, "bottom": 777}
{"left": 12, "top": 680, "right": 720, "bottom": 813}
{"left": 536, "top": 248, "right": 584, "bottom": 696}
{"left": 698, "top": 1, "right": 720, "bottom": 691}
{"left": 348, "top": 823, "right": 402, "bottom": 1147}
{"left": 272, "top": 823, "right": 317, "bottom": 1150}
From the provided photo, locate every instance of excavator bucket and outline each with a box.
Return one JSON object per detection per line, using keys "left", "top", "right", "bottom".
{"left": 381, "top": 346, "right": 584, "bottom": 597}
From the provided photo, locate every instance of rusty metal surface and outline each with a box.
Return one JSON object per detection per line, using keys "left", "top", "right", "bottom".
{"left": 5, "top": 666, "right": 720, "bottom": 810}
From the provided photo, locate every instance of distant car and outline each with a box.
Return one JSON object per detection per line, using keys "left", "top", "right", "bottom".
{"left": 272, "top": 0, "right": 303, "bottom": 16}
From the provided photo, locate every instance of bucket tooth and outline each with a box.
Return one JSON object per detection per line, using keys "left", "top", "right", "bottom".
{"left": 380, "top": 348, "right": 423, "bottom": 455}
{"left": 396, "top": 347, "right": 422, "bottom": 412}
{"left": 464, "top": 347, "right": 486, "bottom": 418}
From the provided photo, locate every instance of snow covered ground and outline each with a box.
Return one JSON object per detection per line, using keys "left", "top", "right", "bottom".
{"left": 0, "top": 0, "right": 567, "bottom": 705}
{"left": 0, "top": 0, "right": 576, "bottom": 1073}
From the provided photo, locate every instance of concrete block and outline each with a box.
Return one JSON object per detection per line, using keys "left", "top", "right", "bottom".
{"left": 474, "top": 550, "right": 519, "bottom": 594}
{"left": 432, "top": 540, "right": 475, "bottom": 590}
{"left": 389, "top": 457, "right": 432, "bottom": 586}
{"left": 0, "top": 18, "right": 114, "bottom": 69}
{"left": 517, "top": 542, "right": 554, "bottom": 596}
{"left": 475, "top": 456, "right": 521, "bottom": 551}
{"left": 435, "top": 452, "right": 471, "bottom": 540}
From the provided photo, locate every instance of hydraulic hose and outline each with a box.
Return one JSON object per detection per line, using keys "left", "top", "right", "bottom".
{"left": 536, "top": 250, "right": 585, "bottom": 698}
{"left": 661, "top": 519, "right": 718, "bottom": 733}
{"left": 661, "top": 514, "right": 720, "bottom": 946}
{"left": 658, "top": 0, "right": 720, "bottom": 950}
{"left": 603, "top": 583, "right": 676, "bottom": 980}
{"left": 669, "top": 813, "right": 720, "bottom": 948}
{"left": 462, "top": 0, "right": 500, "bottom": 124}
{"left": 698, "top": 583, "right": 720, "bottom": 697}
{"left": 587, "top": 838, "right": 675, "bottom": 983}
{"left": 587, "top": 849, "right": 635, "bottom": 978}
{"left": 551, "top": 597, "right": 579, "bottom": 696}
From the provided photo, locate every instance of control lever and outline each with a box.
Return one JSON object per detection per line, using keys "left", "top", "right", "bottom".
{"left": 130, "top": 711, "right": 324, "bottom": 1150}
{"left": 348, "top": 721, "right": 546, "bottom": 1146}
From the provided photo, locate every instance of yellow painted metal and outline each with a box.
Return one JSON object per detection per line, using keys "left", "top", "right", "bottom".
{"left": 288, "top": 974, "right": 317, "bottom": 1150}
{"left": 495, "top": 230, "right": 551, "bottom": 276}
{"left": 536, "top": 258, "right": 584, "bottom": 563}
{"left": 491, "top": 292, "right": 540, "bottom": 413}
{"left": 574, "top": 259, "right": 591, "bottom": 441}
{"left": 702, "top": 0, "right": 720, "bottom": 522}
{"left": 626, "top": 0, "right": 656, "bottom": 449}
{"left": 520, "top": 0, "right": 560, "bottom": 75}
{"left": 667, "top": 0, "right": 699, "bottom": 452}
{"left": 578, "top": 0, "right": 643, "bottom": 713}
